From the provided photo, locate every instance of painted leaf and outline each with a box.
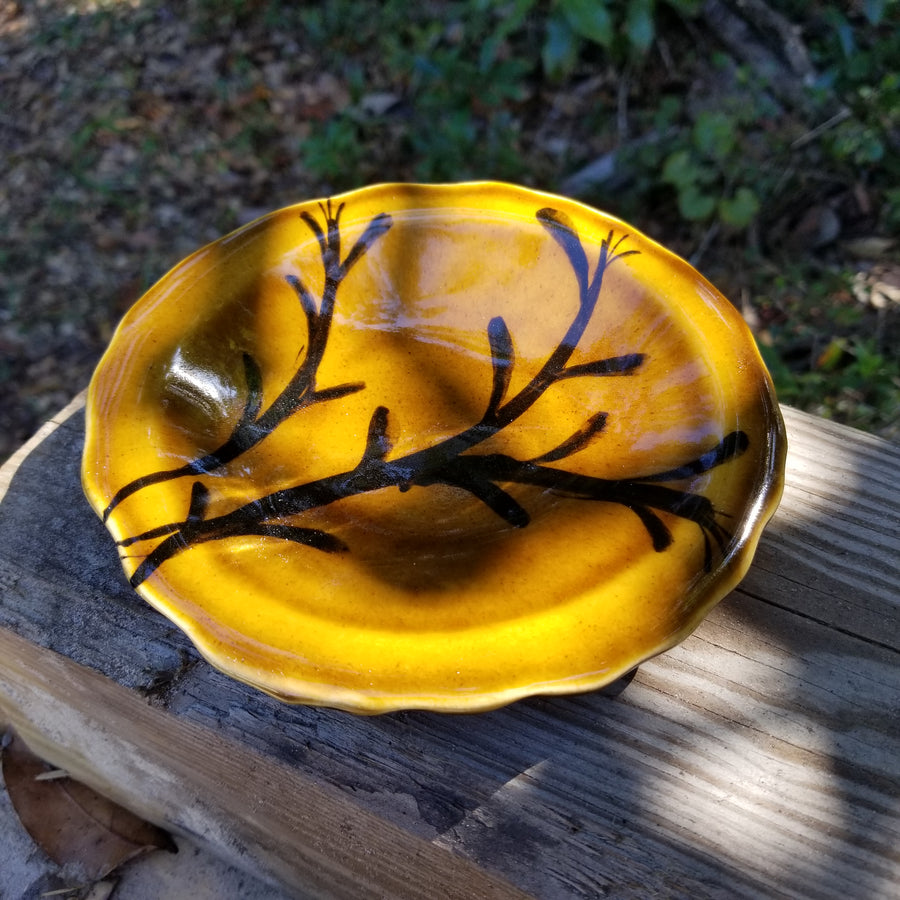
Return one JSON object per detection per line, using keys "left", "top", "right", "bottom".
{"left": 1, "top": 730, "right": 175, "bottom": 882}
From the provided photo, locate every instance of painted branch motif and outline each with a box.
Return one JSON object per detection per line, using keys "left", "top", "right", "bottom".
{"left": 102, "top": 200, "right": 392, "bottom": 522}
{"left": 112, "top": 202, "right": 749, "bottom": 589}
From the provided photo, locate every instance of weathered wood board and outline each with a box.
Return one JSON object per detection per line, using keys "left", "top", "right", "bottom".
{"left": 0, "top": 396, "right": 898, "bottom": 898}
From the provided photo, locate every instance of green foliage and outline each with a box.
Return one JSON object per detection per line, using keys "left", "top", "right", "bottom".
{"left": 302, "top": 119, "right": 369, "bottom": 185}
{"left": 824, "top": 71, "right": 899, "bottom": 172}
{"left": 297, "top": 0, "right": 707, "bottom": 186}
{"left": 760, "top": 337, "right": 899, "bottom": 435}
{"left": 807, "top": 1, "right": 900, "bottom": 231}
{"left": 543, "top": 0, "right": 701, "bottom": 78}
{"left": 297, "top": 0, "right": 536, "bottom": 186}
{"left": 557, "top": 0, "right": 615, "bottom": 48}
{"left": 655, "top": 108, "right": 762, "bottom": 228}
{"left": 542, "top": 15, "right": 581, "bottom": 79}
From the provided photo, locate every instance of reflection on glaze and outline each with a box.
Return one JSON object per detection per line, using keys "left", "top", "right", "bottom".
{"left": 163, "top": 347, "right": 240, "bottom": 423}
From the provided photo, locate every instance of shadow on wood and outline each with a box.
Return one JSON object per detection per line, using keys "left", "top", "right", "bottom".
{"left": 0, "top": 397, "right": 897, "bottom": 898}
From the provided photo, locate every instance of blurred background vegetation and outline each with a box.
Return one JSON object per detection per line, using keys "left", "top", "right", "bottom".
{"left": 1, "top": 0, "right": 897, "bottom": 461}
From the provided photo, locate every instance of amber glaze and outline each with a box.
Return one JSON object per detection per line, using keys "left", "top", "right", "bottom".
{"left": 82, "top": 182, "right": 786, "bottom": 712}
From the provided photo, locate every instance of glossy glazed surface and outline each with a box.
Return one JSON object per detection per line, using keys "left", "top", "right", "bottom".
{"left": 82, "top": 182, "right": 785, "bottom": 712}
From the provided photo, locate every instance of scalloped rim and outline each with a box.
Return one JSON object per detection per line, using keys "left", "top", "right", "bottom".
{"left": 82, "top": 181, "right": 787, "bottom": 713}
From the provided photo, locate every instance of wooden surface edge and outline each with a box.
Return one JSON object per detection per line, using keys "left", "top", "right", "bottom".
{"left": 0, "top": 627, "right": 529, "bottom": 900}
{"left": 0, "top": 390, "right": 86, "bottom": 502}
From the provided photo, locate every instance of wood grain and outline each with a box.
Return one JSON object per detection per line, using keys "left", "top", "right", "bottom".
{"left": 0, "top": 399, "right": 897, "bottom": 899}
{"left": 0, "top": 628, "right": 528, "bottom": 900}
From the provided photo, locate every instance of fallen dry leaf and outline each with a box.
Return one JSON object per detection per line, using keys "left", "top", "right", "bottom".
{"left": 1, "top": 730, "right": 176, "bottom": 883}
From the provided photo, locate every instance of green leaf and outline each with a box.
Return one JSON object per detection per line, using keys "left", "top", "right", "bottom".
{"left": 559, "top": 0, "right": 614, "bottom": 47}
{"left": 625, "top": 0, "right": 655, "bottom": 54}
{"left": 478, "top": 33, "right": 503, "bottom": 71}
{"left": 661, "top": 149, "right": 700, "bottom": 189}
{"left": 692, "top": 111, "right": 736, "bottom": 160}
{"left": 542, "top": 14, "right": 581, "bottom": 80}
{"left": 678, "top": 184, "right": 717, "bottom": 221}
{"left": 718, "top": 187, "right": 760, "bottom": 227}
{"left": 654, "top": 94, "right": 683, "bottom": 130}
{"left": 822, "top": 7, "right": 855, "bottom": 58}
{"left": 862, "top": 0, "right": 886, "bottom": 25}
{"left": 849, "top": 340, "right": 891, "bottom": 379}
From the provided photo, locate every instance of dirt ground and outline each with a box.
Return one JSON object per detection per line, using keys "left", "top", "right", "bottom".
{"left": 1, "top": 0, "right": 897, "bottom": 463}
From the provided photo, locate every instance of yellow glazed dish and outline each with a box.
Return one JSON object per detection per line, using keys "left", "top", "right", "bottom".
{"left": 82, "top": 182, "right": 785, "bottom": 713}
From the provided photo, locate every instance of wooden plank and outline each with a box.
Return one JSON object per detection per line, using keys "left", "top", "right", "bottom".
{"left": 741, "top": 409, "right": 900, "bottom": 648}
{"left": 0, "top": 627, "right": 527, "bottom": 900}
{"left": 0, "top": 399, "right": 898, "bottom": 898}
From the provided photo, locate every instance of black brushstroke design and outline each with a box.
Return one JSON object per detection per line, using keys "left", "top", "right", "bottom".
{"left": 102, "top": 200, "right": 393, "bottom": 522}
{"left": 113, "top": 204, "right": 749, "bottom": 588}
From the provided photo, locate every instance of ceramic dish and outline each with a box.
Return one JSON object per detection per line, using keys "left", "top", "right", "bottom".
{"left": 82, "top": 182, "right": 786, "bottom": 713}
